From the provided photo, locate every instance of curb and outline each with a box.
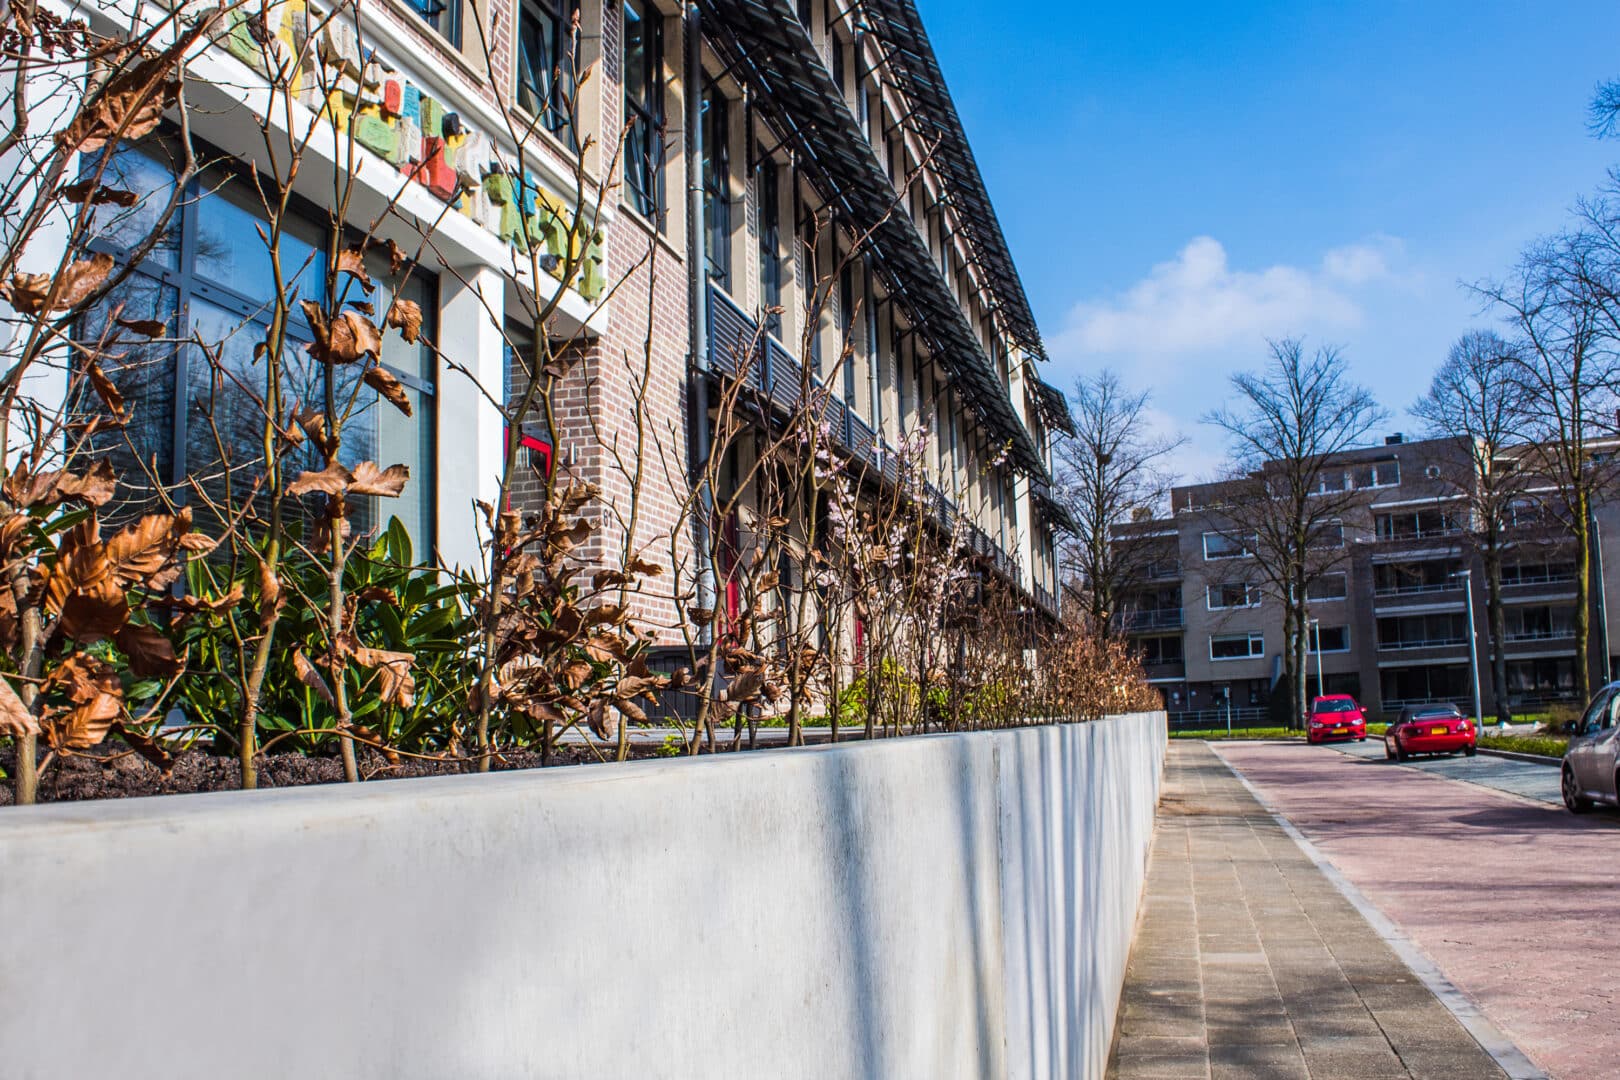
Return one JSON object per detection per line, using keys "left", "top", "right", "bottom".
{"left": 1476, "top": 747, "right": 1562, "bottom": 767}
{"left": 1209, "top": 745, "right": 1549, "bottom": 1080}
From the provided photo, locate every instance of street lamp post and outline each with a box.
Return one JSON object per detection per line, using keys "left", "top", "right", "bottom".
{"left": 1453, "top": 569, "right": 1483, "bottom": 723}
{"left": 1309, "top": 617, "right": 1324, "bottom": 699}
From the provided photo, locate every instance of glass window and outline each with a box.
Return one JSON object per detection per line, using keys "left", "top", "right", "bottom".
{"left": 518, "top": 0, "right": 575, "bottom": 146}
{"left": 622, "top": 0, "right": 664, "bottom": 221}
{"left": 405, "top": 0, "right": 461, "bottom": 47}
{"left": 1306, "top": 573, "right": 1347, "bottom": 601}
{"left": 701, "top": 81, "right": 731, "bottom": 286}
{"left": 757, "top": 159, "right": 782, "bottom": 335}
{"left": 1308, "top": 520, "right": 1344, "bottom": 548}
{"left": 1211, "top": 633, "right": 1265, "bottom": 661}
{"left": 1207, "top": 582, "right": 1259, "bottom": 610}
{"left": 1203, "top": 531, "right": 1256, "bottom": 560}
{"left": 75, "top": 145, "right": 437, "bottom": 549}
{"left": 1311, "top": 625, "right": 1350, "bottom": 653}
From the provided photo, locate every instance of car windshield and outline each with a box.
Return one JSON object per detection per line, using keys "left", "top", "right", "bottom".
{"left": 1413, "top": 709, "right": 1460, "bottom": 722}
{"left": 1314, "top": 699, "right": 1357, "bottom": 713}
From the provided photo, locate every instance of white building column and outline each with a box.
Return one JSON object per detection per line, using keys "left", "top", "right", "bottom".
{"left": 434, "top": 265, "right": 506, "bottom": 572}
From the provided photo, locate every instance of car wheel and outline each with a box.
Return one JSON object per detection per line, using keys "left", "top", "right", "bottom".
{"left": 1563, "top": 766, "right": 1593, "bottom": 814}
{"left": 1464, "top": 744, "right": 1476, "bottom": 757}
{"left": 1358, "top": 735, "right": 1367, "bottom": 742}
{"left": 1384, "top": 740, "right": 1396, "bottom": 760}
{"left": 1396, "top": 744, "right": 1408, "bottom": 762}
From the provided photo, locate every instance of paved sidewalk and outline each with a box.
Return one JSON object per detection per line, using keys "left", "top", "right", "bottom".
{"left": 1107, "top": 742, "right": 1509, "bottom": 1079}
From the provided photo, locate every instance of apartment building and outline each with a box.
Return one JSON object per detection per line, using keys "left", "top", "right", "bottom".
{"left": 44, "top": 0, "right": 1070, "bottom": 638}
{"left": 1113, "top": 434, "right": 1620, "bottom": 719}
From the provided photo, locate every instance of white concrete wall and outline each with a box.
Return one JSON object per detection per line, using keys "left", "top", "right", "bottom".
{"left": 0, "top": 713, "right": 1166, "bottom": 1080}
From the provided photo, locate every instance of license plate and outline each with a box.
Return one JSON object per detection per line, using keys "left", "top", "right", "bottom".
{"left": 1431, "top": 726, "right": 1447, "bottom": 735}
{"left": 1332, "top": 728, "right": 1347, "bottom": 734}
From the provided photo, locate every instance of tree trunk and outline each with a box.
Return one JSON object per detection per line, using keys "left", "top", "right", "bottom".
{"left": 1483, "top": 548, "right": 1511, "bottom": 723}
{"left": 1574, "top": 499, "right": 1593, "bottom": 705}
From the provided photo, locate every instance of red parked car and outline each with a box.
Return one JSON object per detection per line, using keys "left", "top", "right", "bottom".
{"left": 1307, "top": 695, "right": 1368, "bottom": 743}
{"left": 1384, "top": 704, "right": 1477, "bottom": 760}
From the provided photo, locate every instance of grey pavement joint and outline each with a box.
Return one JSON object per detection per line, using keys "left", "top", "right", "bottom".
{"left": 1106, "top": 742, "right": 1509, "bottom": 1080}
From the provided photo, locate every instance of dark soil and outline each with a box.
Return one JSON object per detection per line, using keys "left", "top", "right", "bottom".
{"left": 0, "top": 742, "right": 664, "bottom": 807}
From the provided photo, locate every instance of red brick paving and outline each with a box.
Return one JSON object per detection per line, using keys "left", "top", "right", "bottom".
{"left": 1216, "top": 741, "right": 1619, "bottom": 1080}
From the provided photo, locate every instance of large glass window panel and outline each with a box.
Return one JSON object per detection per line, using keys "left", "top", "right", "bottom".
{"left": 195, "top": 180, "right": 327, "bottom": 310}
{"left": 701, "top": 82, "right": 730, "bottom": 285}
{"left": 78, "top": 274, "right": 180, "bottom": 509}
{"left": 80, "top": 145, "right": 181, "bottom": 270}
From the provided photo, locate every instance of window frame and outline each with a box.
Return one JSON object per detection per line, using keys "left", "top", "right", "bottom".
{"left": 621, "top": 0, "right": 665, "bottom": 222}
{"left": 1310, "top": 625, "right": 1351, "bottom": 654}
{"left": 1206, "top": 582, "right": 1260, "bottom": 611}
{"left": 1210, "top": 632, "right": 1265, "bottom": 662}
{"left": 516, "top": 0, "right": 577, "bottom": 147}
{"left": 405, "top": 0, "right": 463, "bottom": 48}
{"left": 701, "top": 77, "right": 732, "bottom": 286}
{"left": 1202, "top": 531, "right": 1257, "bottom": 560}
{"left": 77, "top": 140, "right": 439, "bottom": 547}
{"left": 1306, "top": 572, "right": 1348, "bottom": 602}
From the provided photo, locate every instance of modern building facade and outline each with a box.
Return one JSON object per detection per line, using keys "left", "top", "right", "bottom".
{"left": 1113, "top": 434, "right": 1620, "bottom": 719}
{"left": 40, "top": 0, "right": 1071, "bottom": 648}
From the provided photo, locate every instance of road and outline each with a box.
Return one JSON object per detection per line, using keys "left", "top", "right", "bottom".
{"left": 1215, "top": 740, "right": 1620, "bottom": 1080}
{"left": 1332, "top": 737, "right": 1562, "bottom": 805}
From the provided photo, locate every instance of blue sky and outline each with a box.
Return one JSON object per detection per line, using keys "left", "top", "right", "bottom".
{"left": 923, "top": 1, "right": 1620, "bottom": 481}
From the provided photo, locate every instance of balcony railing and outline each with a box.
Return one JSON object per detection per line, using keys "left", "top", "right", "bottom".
{"left": 1117, "top": 609, "right": 1184, "bottom": 631}
{"left": 1376, "top": 637, "right": 1468, "bottom": 652}
{"left": 1503, "top": 628, "right": 1576, "bottom": 642}
{"left": 1372, "top": 581, "right": 1463, "bottom": 598}
{"left": 705, "top": 282, "right": 1028, "bottom": 591}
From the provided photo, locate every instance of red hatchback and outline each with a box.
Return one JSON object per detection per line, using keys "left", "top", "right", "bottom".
{"left": 1307, "top": 695, "right": 1368, "bottom": 743}
{"left": 1384, "top": 704, "right": 1477, "bottom": 760}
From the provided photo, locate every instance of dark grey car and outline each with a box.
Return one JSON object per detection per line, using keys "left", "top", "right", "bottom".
{"left": 1562, "top": 680, "right": 1620, "bottom": 813}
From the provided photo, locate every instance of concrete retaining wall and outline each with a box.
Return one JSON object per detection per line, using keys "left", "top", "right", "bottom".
{"left": 0, "top": 712, "right": 1166, "bottom": 1079}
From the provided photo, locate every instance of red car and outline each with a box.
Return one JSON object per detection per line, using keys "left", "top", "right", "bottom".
{"left": 1384, "top": 704, "right": 1477, "bottom": 760}
{"left": 1307, "top": 694, "right": 1368, "bottom": 743}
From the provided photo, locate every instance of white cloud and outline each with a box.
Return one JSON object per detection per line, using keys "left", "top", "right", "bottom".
{"left": 1041, "top": 234, "right": 1423, "bottom": 489}
{"left": 1052, "top": 235, "right": 1399, "bottom": 358}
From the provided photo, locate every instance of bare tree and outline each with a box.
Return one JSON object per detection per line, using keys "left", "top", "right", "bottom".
{"left": 1473, "top": 232, "right": 1618, "bottom": 704}
{"left": 1203, "top": 339, "right": 1387, "bottom": 729}
{"left": 1412, "top": 330, "right": 1535, "bottom": 722}
{"left": 1055, "top": 370, "right": 1182, "bottom": 636}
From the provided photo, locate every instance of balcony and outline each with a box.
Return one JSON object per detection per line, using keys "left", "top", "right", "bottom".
{"left": 1117, "top": 609, "right": 1185, "bottom": 632}
{"left": 706, "top": 283, "right": 1027, "bottom": 589}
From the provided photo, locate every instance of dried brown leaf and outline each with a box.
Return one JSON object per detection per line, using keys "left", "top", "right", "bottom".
{"left": 352, "top": 646, "right": 415, "bottom": 708}
{"left": 104, "top": 507, "right": 197, "bottom": 589}
{"left": 348, "top": 462, "right": 409, "bottom": 498}
{"left": 293, "top": 648, "right": 335, "bottom": 706}
{"left": 362, "top": 364, "right": 413, "bottom": 416}
{"left": 286, "top": 462, "right": 351, "bottom": 497}
{"left": 62, "top": 179, "right": 138, "bottom": 207}
{"left": 114, "top": 316, "right": 165, "bottom": 338}
{"left": 385, "top": 298, "right": 422, "bottom": 343}
{"left": 57, "top": 52, "right": 181, "bottom": 153}
{"left": 335, "top": 246, "right": 373, "bottom": 291}
{"left": 0, "top": 676, "right": 39, "bottom": 738}
{"left": 48, "top": 653, "right": 123, "bottom": 749}
{"left": 116, "top": 620, "right": 181, "bottom": 676}
{"left": 113, "top": 721, "right": 173, "bottom": 775}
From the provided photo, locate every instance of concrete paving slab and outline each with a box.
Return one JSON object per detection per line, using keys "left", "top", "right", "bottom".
{"left": 1106, "top": 742, "right": 1514, "bottom": 1080}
